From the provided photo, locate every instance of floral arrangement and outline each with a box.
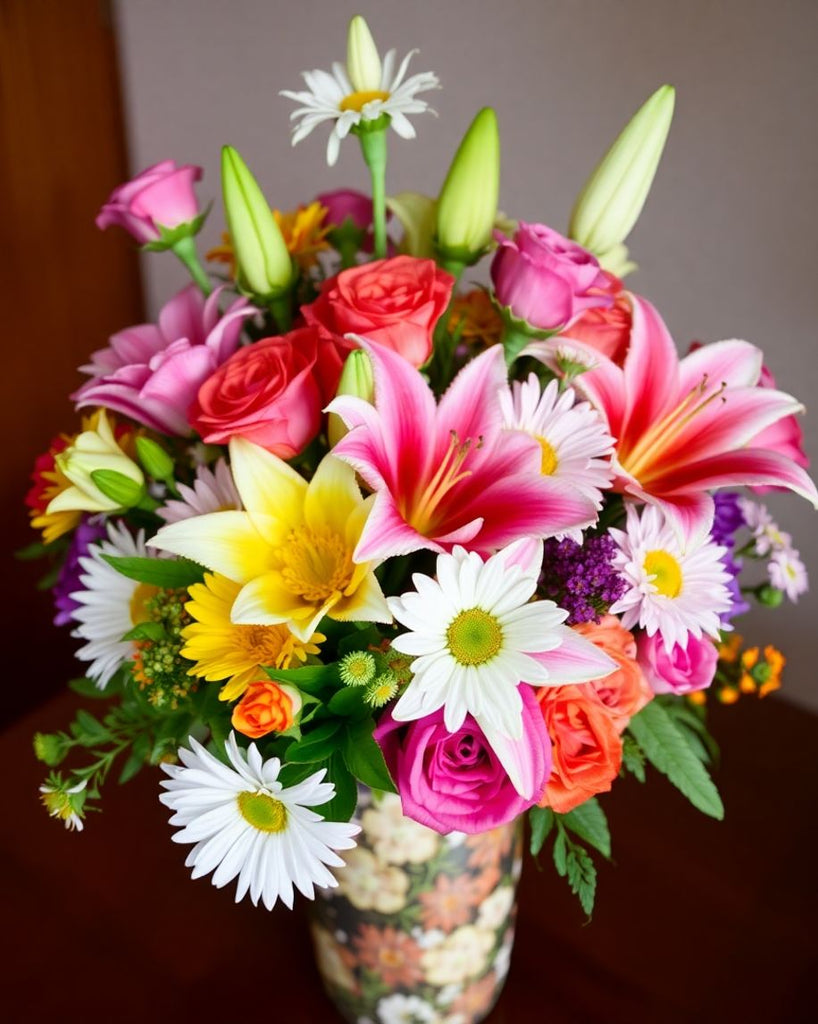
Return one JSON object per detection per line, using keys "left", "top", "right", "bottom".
{"left": 26, "top": 15, "right": 815, "bottom": 923}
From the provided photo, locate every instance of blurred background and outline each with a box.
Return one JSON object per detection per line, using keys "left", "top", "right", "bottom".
{"left": 3, "top": 0, "right": 817, "bottom": 725}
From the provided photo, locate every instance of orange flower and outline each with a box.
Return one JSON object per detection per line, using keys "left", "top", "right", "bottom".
{"left": 449, "top": 288, "right": 504, "bottom": 348}
{"left": 419, "top": 873, "right": 479, "bottom": 933}
{"left": 573, "top": 616, "right": 653, "bottom": 733}
{"left": 718, "top": 633, "right": 743, "bottom": 664}
{"left": 230, "top": 679, "right": 301, "bottom": 739}
{"left": 537, "top": 684, "right": 622, "bottom": 814}
{"left": 760, "top": 645, "right": 785, "bottom": 697}
{"left": 352, "top": 924, "right": 423, "bottom": 987}
{"left": 207, "top": 201, "right": 330, "bottom": 276}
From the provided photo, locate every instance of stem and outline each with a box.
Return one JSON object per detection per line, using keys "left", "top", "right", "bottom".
{"left": 502, "top": 325, "right": 533, "bottom": 367}
{"left": 358, "top": 128, "right": 389, "bottom": 259}
{"left": 268, "top": 293, "right": 293, "bottom": 333}
{"left": 172, "top": 235, "right": 212, "bottom": 296}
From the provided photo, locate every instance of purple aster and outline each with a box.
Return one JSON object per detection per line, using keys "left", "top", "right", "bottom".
{"left": 52, "top": 517, "right": 107, "bottom": 626}
{"left": 719, "top": 552, "right": 750, "bottom": 625}
{"left": 540, "top": 534, "right": 625, "bottom": 625}
{"left": 711, "top": 491, "right": 746, "bottom": 548}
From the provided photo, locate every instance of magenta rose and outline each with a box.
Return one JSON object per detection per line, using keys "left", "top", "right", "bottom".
{"left": 96, "top": 160, "right": 203, "bottom": 244}
{"left": 637, "top": 631, "right": 719, "bottom": 696}
{"left": 73, "top": 284, "right": 255, "bottom": 436}
{"left": 491, "top": 222, "right": 612, "bottom": 331}
{"left": 316, "top": 189, "right": 374, "bottom": 232}
{"left": 188, "top": 326, "right": 322, "bottom": 458}
{"left": 374, "top": 686, "right": 552, "bottom": 834}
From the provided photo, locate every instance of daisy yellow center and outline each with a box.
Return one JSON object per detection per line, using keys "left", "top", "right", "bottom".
{"left": 130, "top": 582, "right": 160, "bottom": 625}
{"left": 644, "top": 549, "right": 683, "bottom": 598}
{"left": 446, "top": 608, "right": 503, "bottom": 666}
{"left": 536, "top": 435, "right": 559, "bottom": 475}
{"left": 340, "top": 89, "right": 389, "bottom": 112}
{"left": 281, "top": 527, "right": 354, "bottom": 603}
{"left": 237, "top": 791, "right": 288, "bottom": 833}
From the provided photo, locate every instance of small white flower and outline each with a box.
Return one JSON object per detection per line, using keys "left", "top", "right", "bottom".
{"left": 609, "top": 504, "right": 733, "bottom": 650}
{"left": 738, "top": 498, "right": 792, "bottom": 556}
{"left": 375, "top": 993, "right": 439, "bottom": 1024}
{"left": 159, "top": 733, "right": 359, "bottom": 910}
{"left": 39, "top": 779, "right": 86, "bottom": 832}
{"left": 476, "top": 885, "right": 515, "bottom": 931}
{"left": 768, "top": 547, "right": 808, "bottom": 602}
{"left": 156, "top": 458, "right": 242, "bottom": 524}
{"left": 281, "top": 20, "right": 439, "bottom": 166}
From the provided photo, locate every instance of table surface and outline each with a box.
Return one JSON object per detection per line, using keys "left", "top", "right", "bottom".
{"left": 3, "top": 691, "right": 816, "bottom": 1023}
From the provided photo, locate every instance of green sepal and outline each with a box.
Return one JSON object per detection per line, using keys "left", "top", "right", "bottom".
{"left": 102, "top": 555, "right": 206, "bottom": 589}
{"left": 140, "top": 208, "right": 210, "bottom": 252}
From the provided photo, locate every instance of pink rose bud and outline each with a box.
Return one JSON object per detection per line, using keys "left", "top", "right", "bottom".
{"left": 637, "top": 631, "right": 719, "bottom": 696}
{"left": 315, "top": 189, "right": 374, "bottom": 231}
{"left": 490, "top": 221, "right": 613, "bottom": 332}
{"left": 96, "top": 160, "right": 203, "bottom": 244}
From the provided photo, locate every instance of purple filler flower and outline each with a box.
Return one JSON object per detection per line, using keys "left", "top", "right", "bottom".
{"left": 540, "top": 534, "right": 625, "bottom": 625}
{"left": 53, "top": 517, "right": 106, "bottom": 626}
{"left": 711, "top": 491, "right": 746, "bottom": 547}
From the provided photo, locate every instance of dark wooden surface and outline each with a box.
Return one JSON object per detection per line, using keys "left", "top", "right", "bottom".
{"left": 3, "top": 691, "right": 816, "bottom": 1023}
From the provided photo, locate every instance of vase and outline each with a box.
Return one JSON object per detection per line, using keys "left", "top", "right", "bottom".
{"left": 308, "top": 789, "right": 523, "bottom": 1024}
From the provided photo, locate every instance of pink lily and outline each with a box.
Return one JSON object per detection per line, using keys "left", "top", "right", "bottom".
{"left": 526, "top": 294, "right": 817, "bottom": 538}
{"left": 327, "top": 338, "right": 599, "bottom": 562}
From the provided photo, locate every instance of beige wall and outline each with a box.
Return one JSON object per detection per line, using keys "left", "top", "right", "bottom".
{"left": 113, "top": 0, "right": 818, "bottom": 709}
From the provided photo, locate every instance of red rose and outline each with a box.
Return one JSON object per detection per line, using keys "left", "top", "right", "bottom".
{"left": 302, "top": 255, "right": 454, "bottom": 399}
{"left": 189, "top": 327, "right": 322, "bottom": 458}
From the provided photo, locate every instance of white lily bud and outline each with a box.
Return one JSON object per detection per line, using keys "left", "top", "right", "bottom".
{"left": 346, "top": 15, "right": 382, "bottom": 93}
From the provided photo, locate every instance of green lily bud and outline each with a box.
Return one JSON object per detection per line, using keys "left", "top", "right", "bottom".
{"left": 347, "top": 15, "right": 382, "bottom": 93}
{"left": 135, "top": 436, "right": 175, "bottom": 481}
{"left": 386, "top": 191, "right": 437, "bottom": 257}
{"left": 221, "top": 145, "right": 294, "bottom": 298}
{"left": 569, "top": 84, "right": 675, "bottom": 264}
{"left": 435, "top": 107, "right": 500, "bottom": 268}
{"left": 90, "top": 469, "right": 146, "bottom": 508}
{"left": 328, "top": 349, "right": 374, "bottom": 447}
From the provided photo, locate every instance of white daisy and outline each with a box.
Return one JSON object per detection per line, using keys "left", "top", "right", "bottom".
{"left": 500, "top": 375, "right": 614, "bottom": 528}
{"left": 156, "top": 458, "right": 242, "bottom": 524}
{"left": 768, "top": 546, "right": 808, "bottom": 602}
{"left": 281, "top": 16, "right": 439, "bottom": 166}
{"left": 159, "top": 733, "right": 359, "bottom": 910}
{"left": 69, "top": 520, "right": 151, "bottom": 687}
{"left": 388, "top": 540, "right": 615, "bottom": 791}
{"left": 609, "top": 504, "right": 733, "bottom": 649}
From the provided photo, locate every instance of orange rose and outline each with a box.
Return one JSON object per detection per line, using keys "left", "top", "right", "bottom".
{"left": 231, "top": 680, "right": 301, "bottom": 739}
{"left": 573, "top": 616, "right": 653, "bottom": 733}
{"left": 537, "top": 685, "right": 622, "bottom": 814}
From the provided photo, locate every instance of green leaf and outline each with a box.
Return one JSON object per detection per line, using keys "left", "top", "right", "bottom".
{"left": 621, "top": 734, "right": 646, "bottom": 782}
{"left": 560, "top": 797, "right": 611, "bottom": 859}
{"left": 342, "top": 720, "right": 397, "bottom": 793}
{"left": 122, "top": 621, "right": 166, "bottom": 642}
{"left": 279, "top": 759, "right": 326, "bottom": 788}
{"left": 68, "top": 677, "right": 108, "bottom": 700}
{"left": 285, "top": 719, "right": 344, "bottom": 763}
{"left": 553, "top": 826, "right": 568, "bottom": 876}
{"left": 320, "top": 752, "right": 358, "bottom": 822}
{"left": 102, "top": 555, "right": 205, "bottom": 589}
{"left": 118, "top": 734, "right": 150, "bottom": 784}
{"left": 328, "top": 686, "right": 369, "bottom": 719}
{"left": 566, "top": 843, "right": 597, "bottom": 917}
{"left": 71, "top": 710, "right": 110, "bottom": 745}
{"left": 265, "top": 663, "right": 339, "bottom": 695}
{"left": 528, "top": 805, "right": 555, "bottom": 857}
{"left": 337, "top": 624, "right": 384, "bottom": 656}
{"left": 628, "top": 701, "right": 724, "bottom": 819}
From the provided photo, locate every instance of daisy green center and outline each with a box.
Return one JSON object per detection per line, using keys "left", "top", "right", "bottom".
{"left": 237, "top": 791, "right": 288, "bottom": 833}
{"left": 280, "top": 526, "right": 354, "bottom": 603}
{"left": 644, "top": 549, "right": 683, "bottom": 598}
{"left": 339, "top": 89, "right": 390, "bottom": 112}
{"left": 536, "top": 435, "right": 559, "bottom": 476}
{"left": 446, "top": 608, "right": 503, "bottom": 666}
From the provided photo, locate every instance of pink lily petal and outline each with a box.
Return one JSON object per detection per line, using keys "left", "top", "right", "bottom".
{"left": 530, "top": 625, "right": 617, "bottom": 685}
{"left": 657, "top": 448, "right": 818, "bottom": 506}
{"left": 621, "top": 294, "right": 680, "bottom": 441}
{"left": 678, "top": 338, "right": 763, "bottom": 394}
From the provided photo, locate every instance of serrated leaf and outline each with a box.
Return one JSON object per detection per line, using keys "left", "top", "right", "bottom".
{"left": 102, "top": 555, "right": 205, "bottom": 588}
{"left": 73, "top": 709, "right": 110, "bottom": 744}
{"left": 553, "top": 826, "right": 568, "bottom": 876}
{"left": 122, "top": 621, "right": 166, "bottom": 642}
{"left": 621, "top": 734, "right": 646, "bottom": 782}
{"left": 342, "top": 720, "right": 396, "bottom": 793}
{"left": 529, "top": 805, "right": 555, "bottom": 856}
{"left": 285, "top": 719, "right": 344, "bottom": 763}
{"left": 560, "top": 798, "right": 611, "bottom": 859}
{"left": 628, "top": 701, "right": 724, "bottom": 819}
{"left": 566, "top": 844, "right": 597, "bottom": 917}
{"left": 320, "top": 753, "right": 358, "bottom": 822}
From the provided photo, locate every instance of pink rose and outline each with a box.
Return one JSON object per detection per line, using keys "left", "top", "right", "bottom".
{"left": 189, "top": 326, "right": 322, "bottom": 458}
{"left": 72, "top": 284, "right": 254, "bottom": 436}
{"left": 96, "top": 160, "right": 203, "bottom": 244}
{"left": 490, "top": 222, "right": 612, "bottom": 331}
{"left": 637, "top": 631, "right": 719, "bottom": 696}
{"left": 302, "top": 255, "right": 454, "bottom": 400}
{"left": 374, "top": 686, "right": 551, "bottom": 835}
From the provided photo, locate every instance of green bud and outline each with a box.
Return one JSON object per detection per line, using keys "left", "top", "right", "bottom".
{"left": 569, "top": 84, "right": 675, "bottom": 266}
{"left": 346, "top": 15, "right": 382, "bottom": 93}
{"left": 33, "top": 732, "right": 68, "bottom": 767}
{"left": 135, "top": 436, "right": 175, "bottom": 481}
{"left": 221, "top": 145, "right": 294, "bottom": 298}
{"left": 756, "top": 584, "right": 784, "bottom": 608}
{"left": 435, "top": 107, "right": 500, "bottom": 266}
{"left": 90, "top": 469, "right": 146, "bottom": 508}
{"left": 328, "top": 349, "right": 375, "bottom": 447}
{"left": 338, "top": 650, "right": 377, "bottom": 688}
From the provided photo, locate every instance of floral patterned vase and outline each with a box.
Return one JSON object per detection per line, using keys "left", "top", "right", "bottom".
{"left": 308, "top": 789, "right": 523, "bottom": 1024}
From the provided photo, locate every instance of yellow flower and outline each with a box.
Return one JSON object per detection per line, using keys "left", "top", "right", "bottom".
{"left": 717, "top": 633, "right": 743, "bottom": 664}
{"left": 739, "top": 671, "right": 757, "bottom": 694}
{"left": 150, "top": 440, "right": 391, "bottom": 641}
{"left": 207, "top": 201, "right": 330, "bottom": 276}
{"left": 182, "top": 571, "right": 323, "bottom": 700}
{"left": 718, "top": 685, "right": 740, "bottom": 705}
{"left": 449, "top": 289, "right": 504, "bottom": 348}
{"left": 740, "top": 647, "right": 759, "bottom": 671}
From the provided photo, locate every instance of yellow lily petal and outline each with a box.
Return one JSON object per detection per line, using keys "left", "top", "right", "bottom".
{"left": 304, "top": 454, "right": 363, "bottom": 535}
{"left": 149, "top": 511, "right": 274, "bottom": 583}
{"left": 332, "top": 569, "right": 392, "bottom": 625}
{"left": 228, "top": 437, "right": 308, "bottom": 541}
{"left": 231, "top": 573, "right": 331, "bottom": 641}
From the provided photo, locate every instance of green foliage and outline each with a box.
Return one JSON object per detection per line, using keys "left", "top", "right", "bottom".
{"left": 320, "top": 752, "right": 358, "bottom": 822}
{"left": 621, "top": 734, "right": 646, "bottom": 782}
{"left": 341, "top": 719, "right": 396, "bottom": 794}
{"left": 628, "top": 701, "right": 724, "bottom": 819}
{"left": 561, "top": 797, "right": 611, "bottom": 858}
{"left": 528, "top": 806, "right": 555, "bottom": 856}
{"left": 285, "top": 719, "right": 344, "bottom": 763}
{"left": 102, "top": 555, "right": 206, "bottom": 588}
{"left": 265, "top": 663, "right": 339, "bottom": 695}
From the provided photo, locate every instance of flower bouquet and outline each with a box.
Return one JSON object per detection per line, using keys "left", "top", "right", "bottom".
{"left": 26, "top": 14, "right": 815, "bottom": 1024}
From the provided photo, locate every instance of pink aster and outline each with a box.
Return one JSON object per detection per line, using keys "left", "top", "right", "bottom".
{"left": 526, "top": 294, "right": 818, "bottom": 538}
{"left": 73, "top": 284, "right": 256, "bottom": 436}
{"left": 327, "top": 338, "right": 599, "bottom": 562}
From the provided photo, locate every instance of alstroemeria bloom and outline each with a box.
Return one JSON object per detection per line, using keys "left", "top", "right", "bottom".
{"left": 327, "top": 338, "right": 599, "bottom": 562}
{"left": 73, "top": 285, "right": 255, "bottom": 436}
{"left": 526, "top": 294, "right": 818, "bottom": 537}
{"left": 149, "top": 439, "right": 390, "bottom": 641}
